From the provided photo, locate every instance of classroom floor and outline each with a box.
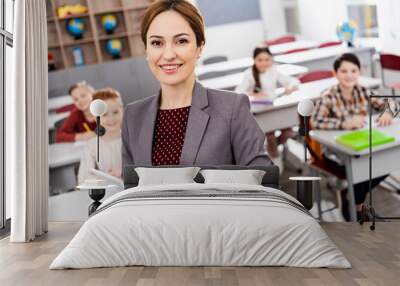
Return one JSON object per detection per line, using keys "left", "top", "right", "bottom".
{"left": 1, "top": 221, "right": 399, "bottom": 286}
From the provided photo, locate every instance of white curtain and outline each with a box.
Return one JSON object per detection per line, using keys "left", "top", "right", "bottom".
{"left": 8, "top": 0, "right": 48, "bottom": 242}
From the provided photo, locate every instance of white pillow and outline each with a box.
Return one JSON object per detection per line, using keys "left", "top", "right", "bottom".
{"left": 135, "top": 167, "right": 201, "bottom": 186}
{"left": 200, "top": 169, "right": 266, "bottom": 185}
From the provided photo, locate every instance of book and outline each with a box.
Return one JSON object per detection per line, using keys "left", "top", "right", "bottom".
{"left": 335, "top": 129, "right": 395, "bottom": 151}
{"left": 90, "top": 169, "right": 124, "bottom": 188}
{"left": 250, "top": 99, "right": 273, "bottom": 105}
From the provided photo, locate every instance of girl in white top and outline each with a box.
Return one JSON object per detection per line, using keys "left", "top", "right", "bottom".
{"left": 235, "top": 46, "right": 300, "bottom": 159}
{"left": 78, "top": 88, "right": 123, "bottom": 184}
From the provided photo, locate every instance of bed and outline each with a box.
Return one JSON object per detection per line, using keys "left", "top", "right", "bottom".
{"left": 50, "top": 165, "right": 350, "bottom": 269}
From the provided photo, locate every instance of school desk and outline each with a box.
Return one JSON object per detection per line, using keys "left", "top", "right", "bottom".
{"left": 310, "top": 118, "right": 400, "bottom": 221}
{"left": 200, "top": 64, "right": 308, "bottom": 90}
{"left": 49, "top": 142, "right": 84, "bottom": 195}
{"left": 274, "top": 46, "right": 376, "bottom": 76}
{"left": 48, "top": 95, "right": 72, "bottom": 112}
{"left": 196, "top": 40, "right": 318, "bottom": 77}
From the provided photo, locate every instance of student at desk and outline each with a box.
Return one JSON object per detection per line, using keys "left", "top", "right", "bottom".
{"left": 310, "top": 53, "right": 393, "bottom": 221}
{"left": 235, "top": 46, "right": 300, "bottom": 168}
{"left": 78, "top": 88, "right": 123, "bottom": 184}
{"left": 55, "top": 81, "right": 97, "bottom": 142}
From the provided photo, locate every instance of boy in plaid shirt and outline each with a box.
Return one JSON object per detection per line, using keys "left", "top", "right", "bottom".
{"left": 310, "top": 53, "right": 395, "bottom": 221}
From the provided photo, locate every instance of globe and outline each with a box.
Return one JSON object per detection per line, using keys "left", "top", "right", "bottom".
{"left": 336, "top": 21, "right": 357, "bottom": 47}
{"left": 106, "top": 39, "right": 122, "bottom": 59}
{"left": 101, "top": 14, "right": 118, "bottom": 34}
{"left": 66, "top": 18, "right": 85, "bottom": 39}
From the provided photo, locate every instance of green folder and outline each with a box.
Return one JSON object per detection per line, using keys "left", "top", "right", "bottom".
{"left": 335, "top": 129, "right": 395, "bottom": 151}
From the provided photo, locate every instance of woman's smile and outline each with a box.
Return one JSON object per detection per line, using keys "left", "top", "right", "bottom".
{"left": 159, "top": 63, "right": 184, "bottom": 74}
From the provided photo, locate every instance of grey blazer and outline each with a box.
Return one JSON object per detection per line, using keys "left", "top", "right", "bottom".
{"left": 121, "top": 81, "right": 272, "bottom": 167}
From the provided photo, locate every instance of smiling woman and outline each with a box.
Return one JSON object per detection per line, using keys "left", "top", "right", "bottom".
{"left": 121, "top": 0, "right": 273, "bottom": 168}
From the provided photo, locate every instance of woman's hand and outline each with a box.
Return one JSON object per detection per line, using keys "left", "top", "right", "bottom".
{"left": 75, "top": 131, "right": 96, "bottom": 141}
{"left": 341, "top": 115, "right": 365, "bottom": 129}
{"left": 377, "top": 112, "right": 393, "bottom": 127}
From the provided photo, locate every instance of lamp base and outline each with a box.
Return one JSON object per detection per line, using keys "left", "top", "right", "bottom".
{"left": 289, "top": 177, "right": 321, "bottom": 211}
{"left": 88, "top": 188, "right": 105, "bottom": 216}
{"left": 296, "top": 181, "right": 313, "bottom": 210}
{"left": 360, "top": 203, "right": 400, "bottom": 231}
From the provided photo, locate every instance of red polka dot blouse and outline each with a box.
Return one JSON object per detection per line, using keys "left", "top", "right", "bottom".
{"left": 152, "top": 106, "right": 191, "bottom": 166}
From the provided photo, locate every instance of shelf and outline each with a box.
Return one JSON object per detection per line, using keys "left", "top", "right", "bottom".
{"left": 57, "top": 13, "right": 90, "bottom": 20}
{"left": 98, "top": 32, "right": 128, "bottom": 41}
{"left": 46, "top": 0, "right": 55, "bottom": 19}
{"left": 128, "top": 31, "right": 140, "bottom": 36}
{"left": 48, "top": 47, "right": 64, "bottom": 70}
{"left": 91, "top": 0, "right": 123, "bottom": 14}
{"left": 125, "top": 8, "right": 147, "bottom": 34}
{"left": 47, "top": 21, "right": 59, "bottom": 46}
{"left": 59, "top": 16, "right": 94, "bottom": 45}
{"left": 95, "top": 11, "right": 127, "bottom": 38}
{"left": 63, "top": 37, "right": 94, "bottom": 46}
{"left": 93, "top": 7, "right": 124, "bottom": 15}
{"left": 48, "top": 43, "right": 61, "bottom": 48}
{"left": 47, "top": 0, "right": 152, "bottom": 71}
{"left": 128, "top": 34, "right": 145, "bottom": 57}
{"left": 100, "top": 36, "right": 131, "bottom": 61}
{"left": 126, "top": 4, "right": 150, "bottom": 10}
{"left": 65, "top": 42, "right": 98, "bottom": 68}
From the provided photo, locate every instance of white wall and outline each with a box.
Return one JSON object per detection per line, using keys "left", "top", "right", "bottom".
{"left": 259, "top": 0, "right": 287, "bottom": 40}
{"left": 377, "top": 0, "right": 400, "bottom": 54}
{"left": 194, "top": 0, "right": 284, "bottom": 61}
{"left": 201, "top": 20, "right": 264, "bottom": 61}
{"left": 297, "top": 0, "right": 347, "bottom": 41}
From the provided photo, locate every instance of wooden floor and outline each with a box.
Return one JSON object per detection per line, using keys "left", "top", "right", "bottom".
{"left": 1, "top": 222, "right": 399, "bottom": 286}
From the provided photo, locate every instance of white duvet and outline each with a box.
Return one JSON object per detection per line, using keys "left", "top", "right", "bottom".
{"left": 50, "top": 183, "right": 351, "bottom": 269}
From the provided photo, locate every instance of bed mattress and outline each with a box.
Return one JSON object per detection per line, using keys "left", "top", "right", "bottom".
{"left": 50, "top": 183, "right": 350, "bottom": 269}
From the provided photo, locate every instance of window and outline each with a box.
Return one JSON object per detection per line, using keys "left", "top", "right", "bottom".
{"left": 283, "top": 0, "right": 300, "bottom": 34}
{"left": 197, "top": 0, "right": 261, "bottom": 27}
{"left": 5, "top": 0, "right": 12, "bottom": 33}
{"left": 346, "top": 0, "right": 379, "bottom": 38}
{"left": 1, "top": 0, "right": 14, "bottom": 232}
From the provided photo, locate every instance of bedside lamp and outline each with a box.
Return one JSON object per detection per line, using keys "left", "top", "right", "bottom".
{"left": 297, "top": 99, "right": 314, "bottom": 163}
{"left": 77, "top": 99, "right": 110, "bottom": 215}
{"left": 90, "top": 99, "right": 107, "bottom": 162}
{"left": 290, "top": 99, "right": 320, "bottom": 211}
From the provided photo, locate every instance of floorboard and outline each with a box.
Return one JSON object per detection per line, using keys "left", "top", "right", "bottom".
{"left": 1, "top": 222, "right": 399, "bottom": 286}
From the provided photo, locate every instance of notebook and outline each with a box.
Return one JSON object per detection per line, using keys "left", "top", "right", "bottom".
{"left": 335, "top": 129, "right": 395, "bottom": 151}
{"left": 90, "top": 169, "right": 124, "bottom": 188}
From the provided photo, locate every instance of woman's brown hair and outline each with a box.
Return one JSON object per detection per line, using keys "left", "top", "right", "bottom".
{"left": 141, "top": 0, "right": 205, "bottom": 48}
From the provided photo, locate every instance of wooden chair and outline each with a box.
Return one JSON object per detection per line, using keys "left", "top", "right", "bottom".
{"left": 380, "top": 53, "right": 400, "bottom": 95}
{"left": 298, "top": 70, "right": 334, "bottom": 83}
{"left": 265, "top": 35, "right": 296, "bottom": 46}
{"left": 318, "top": 41, "right": 342, "bottom": 48}
{"left": 300, "top": 116, "right": 345, "bottom": 220}
{"left": 281, "top": 47, "right": 310, "bottom": 55}
{"left": 202, "top": 55, "right": 228, "bottom": 65}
